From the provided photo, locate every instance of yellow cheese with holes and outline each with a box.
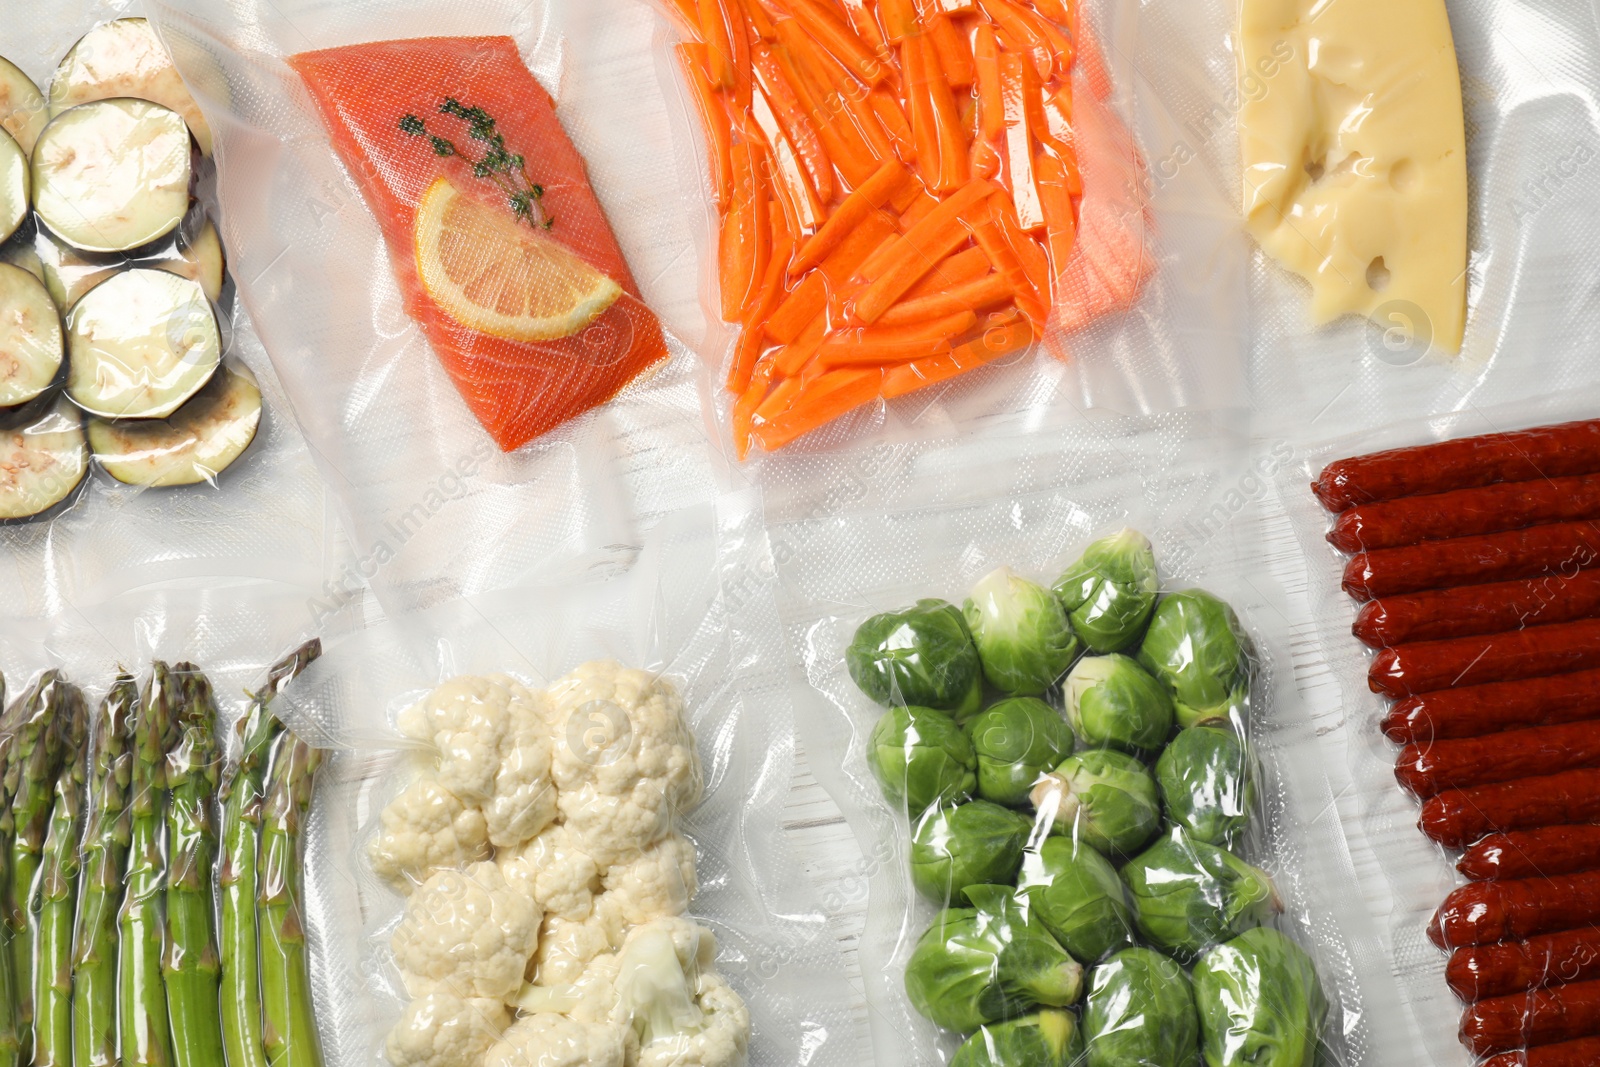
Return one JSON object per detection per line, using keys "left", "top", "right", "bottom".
{"left": 1238, "top": 0, "right": 1469, "bottom": 353}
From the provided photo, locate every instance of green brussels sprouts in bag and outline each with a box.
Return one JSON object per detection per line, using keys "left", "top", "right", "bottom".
{"left": 951, "top": 1010, "right": 1085, "bottom": 1067}
{"left": 1156, "top": 724, "right": 1255, "bottom": 846}
{"left": 1053, "top": 529, "right": 1160, "bottom": 653}
{"left": 1192, "top": 928, "right": 1329, "bottom": 1067}
{"left": 1063, "top": 654, "right": 1174, "bottom": 753}
{"left": 866, "top": 705, "right": 976, "bottom": 814}
{"left": 1121, "top": 828, "right": 1281, "bottom": 958}
{"left": 1082, "top": 947, "right": 1201, "bottom": 1067}
{"left": 848, "top": 599, "right": 984, "bottom": 719}
{"left": 910, "top": 800, "right": 1033, "bottom": 904}
{"left": 905, "top": 884, "right": 1084, "bottom": 1033}
{"left": 1030, "top": 749, "right": 1160, "bottom": 856}
{"left": 964, "top": 567, "right": 1081, "bottom": 696}
{"left": 1136, "top": 590, "right": 1253, "bottom": 728}
{"left": 966, "top": 697, "right": 1075, "bottom": 806}
{"left": 1017, "top": 837, "right": 1135, "bottom": 963}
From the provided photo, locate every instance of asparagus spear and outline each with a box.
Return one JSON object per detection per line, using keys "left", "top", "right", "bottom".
{"left": 119, "top": 663, "right": 180, "bottom": 1067}
{"left": 71, "top": 674, "right": 139, "bottom": 1067}
{"left": 221, "top": 641, "right": 321, "bottom": 1067}
{"left": 32, "top": 686, "right": 88, "bottom": 1067}
{"left": 260, "top": 729, "right": 325, "bottom": 1067}
{"left": 0, "top": 728, "right": 18, "bottom": 1067}
{"left": 164, "top": 664, "right": 225, "bottom": 1067}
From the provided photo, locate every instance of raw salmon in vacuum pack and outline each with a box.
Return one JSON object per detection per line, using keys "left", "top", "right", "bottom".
{"left": 289, "top": 36, "right": 669, "bottom": 452}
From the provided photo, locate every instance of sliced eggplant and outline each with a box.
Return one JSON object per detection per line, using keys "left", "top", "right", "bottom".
{"left": 0, "top": 263, "right": 63, "bottom": 408}
{"left": 88, "top": 360, "right": 259, "bottom": 486}
{"left": 48, "top": 18, "right": 213, "bottom": 156}
{"left": 66, "top": 268, "right": 219, "bottom": 419}
{"left": 179, "top": 214, "right": 225, "bottom": 304}
{"left": 32, "top": 98, "right": 192, "bottom": 253}
{"left": 0, "top": 396, "right": 87, "bottom": 520}
{"left": 34, "top": 206, "right": 225, "bottom": 310}
{"left": 0, "top": 128, "right": 25, "bottom": 247}
{"left": 0, "top": 56, "right": 46, "bottom": 156}
{"left": 32, "top": 227, "right": 117, "bottom": 310}
{"left": 0, "top": 230, "right": 45, "bottom": 287}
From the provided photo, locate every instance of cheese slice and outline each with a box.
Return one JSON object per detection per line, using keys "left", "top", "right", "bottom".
{"left": 1238, "top": 0, "right": 1469, "bottom": 353}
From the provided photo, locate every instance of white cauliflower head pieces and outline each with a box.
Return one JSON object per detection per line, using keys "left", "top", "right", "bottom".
{"left": 385, "top": 990, "right": 508, "bottom": 1067}
{"left": 616, "top": 921, "right": 749, "bottom": 1067}
{"left": 484, "top": 1013, "right": 629, "bottom": 1067}
{"left": 369, "top": 775, "right": 491, "bottom": 892}
{"left": 498, "top": 823, "right": 602, "bottom": 923}
{"left": 392, "top": 862, "right": 542, "bottom": 1002}
{"left": 547, "top": 662, "right": 703, "bottom": 871}
{"left": 398, "top": 675, "right": 533, "bottom": 803}
{"left": 485, "top": 689, "right": 558, "bottom": 849}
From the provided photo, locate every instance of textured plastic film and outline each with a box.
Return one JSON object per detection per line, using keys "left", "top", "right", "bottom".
{"left": 1272, "top": 395, "right": 1600, "bottom": 1067}
{"left": 0, "top": 0, "right": 332, "bottom": 617}
{"left": 741, "top": 414, "right": 1403, "bottom": 1067}
{"left": 145, "top": 0, "right": 724, "bottom": 614}
{"left": 264, "top": 507, "right": 865, "bottom": 1067}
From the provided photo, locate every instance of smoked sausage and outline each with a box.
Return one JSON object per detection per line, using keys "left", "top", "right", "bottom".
{"left": 1461, "top": 978, "right": 1600, "bottom": 1055}
{"left": 1356, "top": 571, "right": 1600, "bottom": 649}
{"left": 1460, "top": 827, "right": 1600, "bottom": 882}
{"left": 1421, "top": 769, "right": 1600, "bottom": 849}
{"left": 1383, "top": 670, "right": 1600, "bottom": 744}
{"left": 1343, "top": 522, "right": 1600, "bottom": 601}
{"left": 1480, "top": 1036, "right": 1600, "bottom": 1067}
{"left": 1448, "top": 927, "right": 1600, "bottom": 1001}
{"left": 1329, "top": 474, "right": 1600, "bottom": 553}
{"left": 1396, "top": 721, "right": 1600, "bottom": 798}
{"left": 1430, "top": 871, "right": 1600, "bottom": 948}
{"left": 1369, "top": 618, "right": 1600, "bottom": 698}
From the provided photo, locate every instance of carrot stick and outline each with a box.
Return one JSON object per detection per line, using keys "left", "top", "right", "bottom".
{"left": 969, "top": 196, "right": 1046, "bottom": 324}
{"left": 851, "top": 177, "right": 996, "bottom": 322}
{"left": 773, "top": 22, "right": 880, "bottom": 185}
{"left": 767, "top": 210, "right": 898, "bottom": 340}
{"left": 901, "top": 244, "right": 990, "bottom": 299}
{"left": 926, "top": 12, "right": 975, "bottom": 87}
{"left": 742, "top": 0, "right": 779, "bottom": 37}
{"left": 878, "top": 273, "right": 1011, "bottom": 325}
{"left": 918, "top": 34, "right": 970, "bottom": 193}
{"left": 752, "top": 43, "right": 835, "bottom": 203}
{"left": 732, "top": 352, "right": 776, "bottom": 459}
{"left": 869, "top": 87, "right": 916, "bottom": 158}
{"left": 753, "top": 95, "right": 829, "bottom": 233}
{"left": 998, "top": 51, "right": 1045, "bottom": 231}
{"left": 728, "top": 0, "right": 754, "bottom": 109}
{"left": 755, "top": 370, "right": 805, "bottom": 418}
{"left": 676, "top": 44, "right": 735, "bottom": 211}
{"left": 994, "top": 192, "right": 1052, "bottom": 305}
{"left": 752, "top": 368, "right": 882, "bottom": 451}
{"left": 1030, "top": 0, "right": 1070, "bottom": 24}
{"left": 720, "top": 138, "right": 770, "bottom": 321}
{"left": 881, "top": 307, "right": 1034, "bottom": 398}
{"left": 773, "top": 313, "right": 829, "bottom": 376}
{"left": 877, "top": 0, "right": 920, "bottom": 41}
{"left": 977, "top": 0, "right": 1052, "bottom": 81}
{"left": 817, "top": 309, "right": 976, "bottom": 363}
{"left": 971, "top": 138, "right": 1000, "bottom": 179}
{"left": 841, "top": 0, "right": 890, "bottom": 54}
{"left": 699, "top": 0, "right": 738, "bottom": 87}
{"left": 729, "top": 210, "right": 796, "bottom": 391}
{"left": 1034, "top": 150, "right": 1076, "bottom": 278}
{"left": 902, "top": 38, "right": 941, "bottom": 189}
{"left": 783, "top": 0, "right": 889, "bottom": 84}
{"left": 973, "top": 24, "right": 1004, "bottom": 141}
{"left": 896, "top": 182, "right": 941, "bottom": 232}
{"left": 783, "top": 23, "right": 899, "bottom": 172}
{"left": 791, "top": 160, "right": 910, "bottom": 275}
{"left": 1026, "top": 75, "right": 1067, "bottom": 158}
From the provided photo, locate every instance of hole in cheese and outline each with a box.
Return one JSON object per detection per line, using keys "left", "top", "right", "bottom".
{"left": 1390, "top": 158, "right": 1418, "bottom": 192}
{"left": 1366, "top": 257, "right": 1391, "bottom": 292}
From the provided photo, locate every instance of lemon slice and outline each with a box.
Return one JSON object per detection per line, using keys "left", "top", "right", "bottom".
{"left": 414, "top": 177, "right": 622, "bottom": 343}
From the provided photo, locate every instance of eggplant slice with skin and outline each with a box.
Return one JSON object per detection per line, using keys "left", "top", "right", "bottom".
{"left": 48, "top": 18, "right": 214, "bottom": 156}
{"left": 36, "top": 204, "right": 225, "bottom": 309}
{"left": 0, "top": 396, "right": 87, "bottom": 520}
{"left": 0, "top": 262, "right": 63, "bottom": 408}
{"left": 32, "top": 98, "right": 192, "bottom": 254}
{"left": 0, "top": 127, "right": 26, "bottom": 247}
{"left": 88, "top": 361, "right": 260, "bottom": 487}
{"left": 0, "top": 56, "right": 46, "bottom": 157}
{"left": 66, "top": 268, "right": 220, "bottom": 419}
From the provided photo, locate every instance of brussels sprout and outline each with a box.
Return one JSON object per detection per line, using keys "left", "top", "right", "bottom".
{"left": 1121, "top": 828, "right": 1280, "bottom": 958}
{"left": 1063, "top": 654, "right": 1174, "bottom": 753}
{"left": 848, "top": 599, "right": 984, "bottom": 719}
{"left": 1156, "top": 724, "right": 1256, "bottom": 847}
{"left": 1136, "top": 590, "right": 1254, "bottom": 728}
{"left": 1053, "top": 529, "right": 1161, "bottom": 653}
{"left": 1193, "top": 928, "right": 1329, "bottom": 1067}
{"left": 866, "top": 705, "right": 976, "bottom": 814}
{"left": 911, "top": 800, "right": 1033, "bottom": 904}
{"left": 1017, "top": 836, "right": 1135, "bottom": 963}
{"left": 966, "top": 697, "right": 1075, "bottom": 806}
{"left": 964, "top": 567, "right": 1081, "bottom": 696}
{"left": 1082, "top": 947, "right": 1201, "bottom": 1067}
{"left": 905, "top": 884, "right": 1084, "bottom": 1033}
{"left": 951, "top": 1010, "right": 1085, "bottom": 1067}
{"left": 1030, "top": 749, "right": 1160, "bottom": 856}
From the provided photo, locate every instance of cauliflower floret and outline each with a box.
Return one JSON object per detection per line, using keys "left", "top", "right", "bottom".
{"left": 547, "top": 662, "right": 703, "bottom": 871}
{"left": 392, "top": 862, "right": 542, "bottom": 1002}
{"left": 598, "top": 832, "right": 698, "bottom": 928}
{"left": 369, "top": 776, "right": 491, "bottom": 892}
{"left": 615, "top": 922, "right": 750, "bottom": 1067}
{"left": 398, "top": 675, "right": 537, "bottom": 804}
{"left": 499, "top": 824, "right": 601, "bottom": 922}
{"left": 384, "top": 990, "right": 508, "bottom": 1067}
{"left": 485, "top": 689, "right": 558, "bottom": 849}
{"left": 528, "top": 911, "right": 615, "bottom": 987}
{"left": 483, "top": 1013, "right": 628, "bottom": 1067}
{"left": 634, "top": 972, "right": 750, "bottom": 1067}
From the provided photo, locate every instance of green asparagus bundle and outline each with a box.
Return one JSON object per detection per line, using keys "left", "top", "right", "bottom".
{"left": 221, "top": 641, "right": 321, "bottom": 1067}
{"left": 71, "top": 675, "right": 139, "bottom": 1067}
{"left": 0, "top": 730, "right": 17, "bottom": 1067}
{"left": 164, "top": 664, "right": 225, "bottom": 1067}
{"left": 119, "top": 662, "right": 181, "bottom": 1067}
{"left": 260, "top": 729, "right": 325, "bottom": 1067}
{"left": 33, "top": 687, "right": 89, "bottom": 1067}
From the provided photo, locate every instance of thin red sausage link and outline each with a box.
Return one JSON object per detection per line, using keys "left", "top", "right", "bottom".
{"left": 1343, "top": 522, "right": 1600, "bottom": 601}
{"left": 1461, "top": 977, "right": 1600, "bottom": 1055}
{"left": 1448, "top": 927, "right": 1600, "bottom": 1001}
{"left": 1460, "top": 827, "right": 1600, "bottom": 882}
{"left": 1329, "top": 474, "right": 1600, "bottom": 553}
{"left": 1356, "top": 570, "right": 1600, "bottom": 649}
{"left": 1369, "top": 618, "right": 1600, "bottom": 698}
{"left": 1312, "top": 419, "right": 1600, "bottom": 513}
{"left": 1429, "top": 870, "right": 1600, "bottom": 949}
{"left": 1482, "top": 1036, "right": 1600, "bottom": 1067}
{"left": 1421, "top": 768, "right": 1600, "bottom": 849}
{"left": 1383, "top": 669, "right": 1600, "bottom": 744}
{"left": 1396, "top": 721, "right": 1600, "bottom": 799}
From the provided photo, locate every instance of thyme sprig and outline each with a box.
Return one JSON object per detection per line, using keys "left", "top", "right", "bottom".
{"left": 401, "top": 98, "right": 552, "bottom": 229}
